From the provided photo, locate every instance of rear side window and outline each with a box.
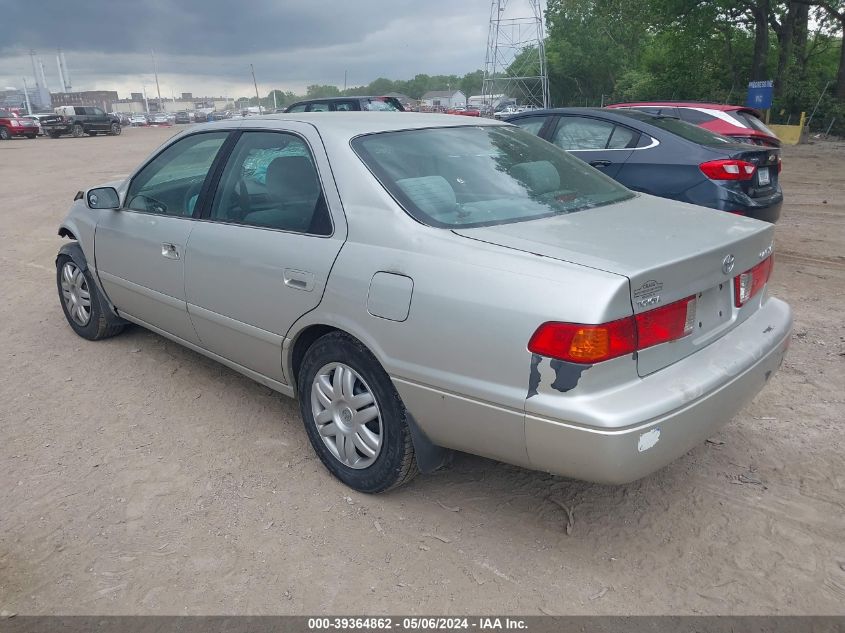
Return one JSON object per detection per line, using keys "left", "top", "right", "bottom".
{"left": 333, "top": 101, "right": 358, "bottom": 111}
{"left": 607, "top": 125, "right": 638, "bottom": 148}
{"left": 362, "top": 98, "right": 402, "bottom": 112}
{"left": 552, "top": 117, "right": 615, "bottom": 150}
{"left": 679, "top": 108, "right": 718, "bottom": 124}
{"left": 509, "top": 115, "right": 549, "bottom": 135}
{"left": 210, "top": 131, "right": 331, "bottom": 235}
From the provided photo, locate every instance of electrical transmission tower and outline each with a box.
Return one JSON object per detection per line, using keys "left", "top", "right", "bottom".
{"left": 482, "top": 0, "right": 550, "bottom": 111}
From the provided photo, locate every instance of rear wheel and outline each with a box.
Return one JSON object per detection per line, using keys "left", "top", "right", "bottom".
{"left": 56, "top": 254, "right": 124, "bottom": 341}
{"left": 0, "top": 128, "right": 10, "bottom": 140}
{"left": 71, "top": 124, "right": 84, "bottom": 138}
{"left": 109, "top": 123, "right": 122, "bottom": 136}
{"left": 298, "top": 332, "right": 418, "bottom": 493}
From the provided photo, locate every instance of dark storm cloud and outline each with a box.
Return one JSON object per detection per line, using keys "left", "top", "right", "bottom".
{"left": 2, "top": 0, "right": 476, "bottom": 56}
{"left": 0, "top": 1, "right": 490, "bottom": 95}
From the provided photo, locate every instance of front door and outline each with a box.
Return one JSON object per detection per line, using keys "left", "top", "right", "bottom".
{"left": 95, "top": 131, "right": 230, "bottom": 343}
{"left": 184, "top": 126, "right": 346, "bottom": 383}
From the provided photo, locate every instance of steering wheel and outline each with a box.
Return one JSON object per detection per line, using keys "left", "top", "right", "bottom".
{"left": 182, "top": 180, "right": 205, "bottom": 217}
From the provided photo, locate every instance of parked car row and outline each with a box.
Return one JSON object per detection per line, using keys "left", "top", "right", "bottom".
{"left": 505, "top": 107, "right": 782, "bottom": 222}
{"left": 56, "top": 112, "right": 790, "bottom": 494}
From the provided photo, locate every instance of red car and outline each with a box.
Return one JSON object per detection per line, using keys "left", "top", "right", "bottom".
{"left": 0, "top": 109, "right": 39, "bottom": 140}
{"left": 446, "top": 106, "right": 482, "bottom": 117}
{"left": 606, "top": 102, "right": 780, "bottom": 147}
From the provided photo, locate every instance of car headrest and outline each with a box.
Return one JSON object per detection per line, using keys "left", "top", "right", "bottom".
{"left": 395, "top": 176, "right": 456, "bottom": 219}
{"left": 265, "top": 155, "right": 320, "bottom": 200}
{"left": 511, "top": 161, "right": 560, "bottom": 195}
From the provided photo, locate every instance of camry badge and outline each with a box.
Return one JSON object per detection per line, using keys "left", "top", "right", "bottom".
{"left": 722, "top": 254, "right": 736, "bottom": 275}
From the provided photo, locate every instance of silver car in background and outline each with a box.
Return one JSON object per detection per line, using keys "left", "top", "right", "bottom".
{"left": 55, "top": 113, "right": 791, "bottom": 492}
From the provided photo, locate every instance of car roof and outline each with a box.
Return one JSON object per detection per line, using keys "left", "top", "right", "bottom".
{"left": 205, "top": 112, "right": 504, "bottom": 139}
{"left": 290, "top": 96, "right": 397, "bottom": 104}
{"left": 608, "top": 101, "right": 757, "bottom": 113}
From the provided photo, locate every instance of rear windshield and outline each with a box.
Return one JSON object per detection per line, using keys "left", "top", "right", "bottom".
{"left": 352, "top": 125, "right": 634, "bottom": 229}
{"left": 612, "top": 109, "right": 737, "bottom": 147}
{"left": 730, "top": 110, "right": 777, "bottom": 137}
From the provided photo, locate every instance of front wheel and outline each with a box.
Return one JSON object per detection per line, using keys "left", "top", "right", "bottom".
{"left": 56, "top": 254, "right": 124, "bottom": 340}
{"left": 298, "top": 332, "right": 418, "bottom": 493}
{"left": 109, "top": 123, "right": 122, "bottom": 136}
{"left": 71, "top": 124, "right": 84, "bottom": 138}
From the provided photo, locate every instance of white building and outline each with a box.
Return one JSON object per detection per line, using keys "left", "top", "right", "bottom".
{"left": 420, "top": 90, "right": 467, "bottom": 109}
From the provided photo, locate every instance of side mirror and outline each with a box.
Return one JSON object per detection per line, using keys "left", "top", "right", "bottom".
{"left": 86, "top": 187, "right": 120, "bottom": 210}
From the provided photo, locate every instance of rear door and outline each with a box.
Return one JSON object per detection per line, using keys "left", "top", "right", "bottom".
{"left": 95, "top": 131, "right": 231, "bottom": 343}
{"left": 89, "top": 107, "right": 109, "bottom": 131}
{"left": 184, "top": 124, "right": 347, "bottom": 383}
{"left": 545, "top": 115, "right": 638, "bottom": 178}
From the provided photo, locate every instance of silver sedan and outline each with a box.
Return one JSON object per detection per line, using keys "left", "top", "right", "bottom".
{"left": 55, "top": 113, "right": 792, "bottom": 492}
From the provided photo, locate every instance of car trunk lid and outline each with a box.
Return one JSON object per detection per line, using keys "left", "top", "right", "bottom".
{"left": 453, "top": 194, "right": 775, "bottom": 376}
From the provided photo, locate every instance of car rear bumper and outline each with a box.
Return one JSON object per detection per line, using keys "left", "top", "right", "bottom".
{"left": 42, "top": 124, "right": 72, "bottom": 134}
{"left": 685, "top": 181, "right": 784, "bottom": 223}
{"left": 523, "top": 297, "right": 792, "bottom": 483}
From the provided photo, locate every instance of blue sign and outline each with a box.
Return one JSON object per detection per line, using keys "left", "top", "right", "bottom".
{"left": 746, "top": 80, "right": 774, "bottom": 110}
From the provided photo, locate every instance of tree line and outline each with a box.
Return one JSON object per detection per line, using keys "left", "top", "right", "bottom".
{"left": 243, "top": 0, "right": 843, "bottom": 133}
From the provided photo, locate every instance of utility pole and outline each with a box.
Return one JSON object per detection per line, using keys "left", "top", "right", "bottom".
{"left": 151, "top": 49, "right": 163, "bottom": 111}
{"left": 22, "top": 77, "right": 33, "bottom": 114}
{"left": 272, "top": 90, "right": 277, "bottom": 110}
{"left": 344, "top": 70, "right": 348, "bottom": 92}
{"left": 250, "top": 64, "right": 261, "bottom": 113}
{"left": 142, "top": 85, "right": 149, "bottom": 114}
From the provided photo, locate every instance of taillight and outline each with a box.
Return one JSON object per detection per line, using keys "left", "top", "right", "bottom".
{"left": 635, "top": 296, "right": 697, "bottom": 349}
{"left": 777, "top": 156, "right": 783, "bottom": 173}
{"left": 528, "top": 318, "right": 636, "bottom": 364}
{"left": 528, "top": 296, "right": 697, "bottom": 364}
{"left": 734, "top": 255, "right": 773, "bottom": 307}
{"left": 699, "top": 159, "right": 756, "bottom": 181}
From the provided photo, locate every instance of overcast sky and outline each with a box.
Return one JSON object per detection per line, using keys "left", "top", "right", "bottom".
{"left": 0, "top": 1, "right": 504, "bottom": 98}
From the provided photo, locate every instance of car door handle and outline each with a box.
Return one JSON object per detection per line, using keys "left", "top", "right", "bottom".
{"left": 589, "top": 160, "right": 612, "bottom": 167}
{"left": 161, "top": 242, "right": 180, "bottom": 260}
{"left": 283, "top": 268, "right": 315, "bottom": 292}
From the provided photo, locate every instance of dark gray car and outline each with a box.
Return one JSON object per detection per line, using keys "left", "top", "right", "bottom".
{"left": 506, "top": 108, "right": 782, "bottom": 222}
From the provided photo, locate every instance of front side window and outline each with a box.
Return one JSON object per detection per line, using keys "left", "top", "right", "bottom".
{"left": 552, "top": 117, "right": 615, "bottom": 150}
{"left": 353, "top": 125, "right": 633, "bottom": 229}
{"left": 209, "top": 131, "right": 331, "bottom": 235}
{"left": 309, "top": 102, "right": 330, "bottom": 112}
{"left": 126, "top": 132, "right": 229, "bottom": 216}
{"left": 286, "top": 104, "right": 307, "bottom": 112}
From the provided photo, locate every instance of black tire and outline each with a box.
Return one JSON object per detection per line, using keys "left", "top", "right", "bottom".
{"left": 49, "top": 132, "right": 62, "bottom": 139}
{"left": 26, "top": 134, "right": 37, "bottom": 139}
{"left": 71, "top": 124, "right": 84, "bottom": 138}
{"left": 298, "top": 331, "right": 418, "bottom": 493}
{"left": 109, "top": 123, "right": 122, "bottom": 136}
{"left": 0, "top": 128, "right": 10, "bottom": 140}
{"left": 56, "top": 253, "right": 125, "bottom": 341}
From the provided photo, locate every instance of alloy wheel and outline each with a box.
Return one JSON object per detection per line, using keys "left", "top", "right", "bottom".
{"left": 60, "top": 261, "right": 91, "bottom": 326}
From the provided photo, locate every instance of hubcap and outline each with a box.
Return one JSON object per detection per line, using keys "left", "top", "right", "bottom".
{"left": 60, "top": 262, "right": 91, "bottom": 326}
{"left": 311, "top": 362, "right": 383, "bottom": 469}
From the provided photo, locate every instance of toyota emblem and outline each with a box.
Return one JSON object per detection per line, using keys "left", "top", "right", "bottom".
{"left": 722, "top": 254, "right": 736, "bottom": 275}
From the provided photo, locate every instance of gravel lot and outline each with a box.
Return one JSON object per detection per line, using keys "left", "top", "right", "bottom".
{"left": 1, "top": 127, "right": 843, "bottom": 615}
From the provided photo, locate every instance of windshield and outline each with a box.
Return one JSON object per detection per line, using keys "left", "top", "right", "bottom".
{"left": 613, "top": 109, "right": 739, "bottom": 147}
{"left": 352, "top": 125, "right": 634, "bottom": 229}
{"left": 730, "top": 110, "right": 777, "bottom": 137}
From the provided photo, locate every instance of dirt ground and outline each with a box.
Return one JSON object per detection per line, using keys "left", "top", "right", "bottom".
{"left": 0, "top": 126, "right": 843, "bottom": 616}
